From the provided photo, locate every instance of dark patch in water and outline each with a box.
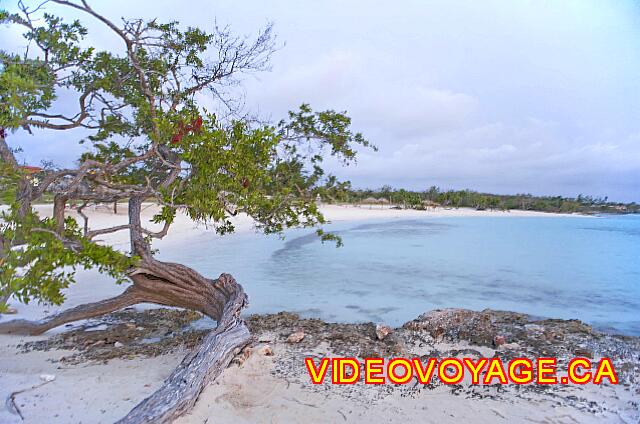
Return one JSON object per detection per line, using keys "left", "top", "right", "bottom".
{"left": 580, "top": 226, "right": 640, "bottom": 237}
{"left": 272, "top": 220, "right": 452, "bottom": 258}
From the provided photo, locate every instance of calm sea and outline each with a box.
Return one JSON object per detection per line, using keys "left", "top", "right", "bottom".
{"left": 161, "top": 214, "right": 640, "bottom": 335}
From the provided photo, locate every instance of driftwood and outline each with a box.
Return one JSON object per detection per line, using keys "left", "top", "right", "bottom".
{"left": 0, "top": 260, "right": 251, "bottom": 423}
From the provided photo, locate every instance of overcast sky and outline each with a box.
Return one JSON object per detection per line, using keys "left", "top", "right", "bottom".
{"left": 4, "top": 0, "right": 640, "bottom": 201}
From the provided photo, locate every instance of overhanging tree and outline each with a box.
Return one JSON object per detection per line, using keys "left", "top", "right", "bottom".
{"left": 0, "top": 1, "right": 372, "bottom": 422}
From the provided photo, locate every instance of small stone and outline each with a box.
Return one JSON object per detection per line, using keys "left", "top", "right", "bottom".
{"left": 501, "top": 342, "right": 520, "bottom": 350}
{"left": 574, "top": 348, "right": 593, "bottom": 359}
{"left": 286, "top": 331, "right": 305, "bottom": 344}
{"left": 544, "top": 330, "right": 563, "bottom": 341}
{"left": 524, "top": 324, "right": 544, "bottom": 333}
{"left": 114, "top": 341, "right": 124, "bottom": 348}
{"left": 231, "top": 346, "right": 253, "bottom": 366}
{"left": 89, "top": 340, "right": 106, "bottom": 348}
{"left": 40, "top": 374, "right": 56, "bottom": 382}
{"left": 241, "top": 346, "right": 253, "bottom": 360}
{"left": 375, "top": 323, "right": 393, "bottom": 341}
{"left": 493, "top": 335, "right": 506, "bottom": 346}
{"left": 258, "top": 345, "right": 274, "bottom": 356}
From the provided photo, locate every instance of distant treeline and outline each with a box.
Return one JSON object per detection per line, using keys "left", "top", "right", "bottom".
{"left": 320, "top": 183, "right": 639, "bottom": 214}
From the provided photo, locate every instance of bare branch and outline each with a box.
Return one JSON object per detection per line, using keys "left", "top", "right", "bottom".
{"left": 86, "top": 224, "right": 132, "bottom": 239}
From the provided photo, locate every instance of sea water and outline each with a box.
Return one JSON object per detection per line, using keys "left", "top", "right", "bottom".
{"left": 159, "top": 214, "right": 640, "bottom": 335}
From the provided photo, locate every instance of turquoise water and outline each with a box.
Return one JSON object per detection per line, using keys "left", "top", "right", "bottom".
{"left": 160, "top": 214, "right": 640, "bottom": 335}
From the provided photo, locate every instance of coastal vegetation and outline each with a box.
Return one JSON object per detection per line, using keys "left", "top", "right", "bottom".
{"left": 4, "top": 172, "right": 637, "bottom": 215}
{"left": 322, "top": 184, "right": 639, "bottom": 214}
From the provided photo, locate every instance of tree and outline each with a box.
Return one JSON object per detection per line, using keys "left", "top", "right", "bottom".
{"left": 425, "top": 185, "right": 440, "bottom": 201}
{"left": 379, "top": 184, "right": 393, "bottom": 204}
{"left": 0, "top": 2, "right": 372, "bottom": 422}
{"left": 396, "top": 188, "right": 421, "bottom": 209}
{"left": 319, "top": 175, "right": 353, "bottom": 204}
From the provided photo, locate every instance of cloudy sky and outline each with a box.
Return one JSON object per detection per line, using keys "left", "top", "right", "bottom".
{"left": 4, "top": 0, "right": 640, "bottom": 201}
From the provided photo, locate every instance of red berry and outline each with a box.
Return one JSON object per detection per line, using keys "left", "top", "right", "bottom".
{"left": 171, "top": 133, "right": 183, "bottom": 144}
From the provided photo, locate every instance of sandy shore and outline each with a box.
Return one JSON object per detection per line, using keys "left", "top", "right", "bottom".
{"left": 1, "top": 203, "right": 610, "bottom": 424}
{"left": 176, "top": 310, "right": 639, "bottom": 424}
{"left": 1, "top": 308, "right": 637, "bottom": 424}
{"left": 15, "top": 202, "right": 585, "bottom": 252}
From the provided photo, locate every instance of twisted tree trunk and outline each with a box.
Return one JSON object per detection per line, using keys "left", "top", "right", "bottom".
{"left": 118, "top": 270, "right": 250, "bottom": 423}
{"left": 0, "top": 258, "right": 251, "bottom": 423}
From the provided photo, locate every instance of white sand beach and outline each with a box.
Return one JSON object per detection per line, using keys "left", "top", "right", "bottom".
{"left": 175, "top": 340, "right": 635, "bottom": 424}
{"left": 25, "top": 202, "right": 585, "bottom": 250}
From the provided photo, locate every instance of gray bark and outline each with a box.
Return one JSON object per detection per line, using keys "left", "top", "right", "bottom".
{"left": 0, "top": 259, "right": 251, "bottom": 424}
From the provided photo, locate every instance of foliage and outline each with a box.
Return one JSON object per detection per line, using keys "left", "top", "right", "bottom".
{"left": 339, "top": 185, "right": 639, "bottom": 214}
{"left": 0, "top": 1, "right": 371, "bottom": 305}
{"left": 0, "top": 163, "right": 20, "bottom": 204}
{"left": 1, "top": 204, "right": 136, "bottom": 305}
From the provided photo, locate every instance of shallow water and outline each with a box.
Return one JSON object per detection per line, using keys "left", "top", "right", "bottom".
{"left": 159, "top": 214, "right": 640, "bottom": 335}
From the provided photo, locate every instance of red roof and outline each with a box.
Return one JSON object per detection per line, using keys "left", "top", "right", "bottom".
{"left": 19, "top": 166, "right": 44, "bottom": 174}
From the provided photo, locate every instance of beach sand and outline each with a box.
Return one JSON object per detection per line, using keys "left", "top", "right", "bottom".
{"left": 33, "top": 202, "right": 585, "bottom": 245}
{"left": 3, "top": 203, "right": 627, "bottom": 424}
{"left": 1, "top": 308, "right": 637, "bottom": 424}
{"left": 173, "top": 309, "right": 639, "bottom": 424}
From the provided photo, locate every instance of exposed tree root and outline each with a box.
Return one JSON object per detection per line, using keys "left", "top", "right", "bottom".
{"left": 0, "top": 259, "right": 251, "bottom": 423}
{"left": 117, "top": 271, "right": 251, "bottom": 423}
{"left": 118, "top": 306, "right": 250, "bottom": 423}
{"left": 0, "top": 288, "right": 141, "bottom": 336}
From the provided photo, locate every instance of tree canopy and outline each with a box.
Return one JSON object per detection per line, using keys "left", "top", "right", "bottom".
{"left": 0, "top": 0, "right": 373, "bottom": 309}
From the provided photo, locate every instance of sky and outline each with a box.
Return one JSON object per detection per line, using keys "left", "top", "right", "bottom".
{"left": 3, "top": 0, "right": 640, "bottom": 202}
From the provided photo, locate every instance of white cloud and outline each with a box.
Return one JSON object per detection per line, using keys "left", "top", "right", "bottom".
{"left": 4, "top": 0, "right": 640, "bottom": 201}
{"left": 356, "top": 86, "right": 478, "bottom": 138}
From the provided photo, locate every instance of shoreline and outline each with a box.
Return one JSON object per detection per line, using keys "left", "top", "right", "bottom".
{"left": 14, "top": 202, "right": 589, "bottom": 249}
{"left": 1, "top": 307, "right": 638, "bottom": 423}
{"left": 0, "top": 203, "right": 593, "bottom": 327}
